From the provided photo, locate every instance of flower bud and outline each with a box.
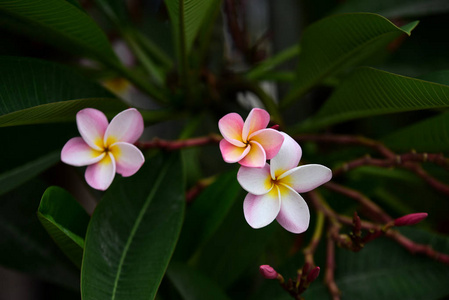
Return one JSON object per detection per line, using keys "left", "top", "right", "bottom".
{"left": 259, "top": 265, "right": 278, "bottom": 279}
{"left": 394, "top": 213, "right": 428, "bottom": 227}
{"left": 306, "top": 267, "right": 320, "bottom": 283}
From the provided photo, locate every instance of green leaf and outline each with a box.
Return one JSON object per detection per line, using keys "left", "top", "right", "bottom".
{"left": 282, "top": 13, "right": 418, "bottom": 107}
{"left": 38, "top": 186, "right": 90, "bottom": 268}
{"left": 81, "top": 153, "right": 185, "bottom": 300}
{"left": 0, "top": 179, "right": 80, "bottom": 290}
{"left": 0, "top": 0, "right": 119, "bottom": 66}
{"left": 246, "top": 44, "right": 301, "bottom": 80}
{"left": 175, "top": 170, "right": 240, "bottom": 260}
{"left": 334, "top": 0, "right": 449, "bottom": 19}
{"left": 167, "top": 262, "right": 231, "bottom": 300}
{"left": 193, "top": 190, "right": 277, "bottom": 288}
{"left": 382, "top": 111, "right": 449, "bottom": 152}
{"left": 296, "top": 67, "right": 449, "bottom": 131}
{"left": 0, "top": 56, "right": 127, "bottom": 127}
{"left": 0, "top": 151, "right": 59, "bottom": 196}
{"left": 165, "top": 0, "right": 218, "bottom": 65}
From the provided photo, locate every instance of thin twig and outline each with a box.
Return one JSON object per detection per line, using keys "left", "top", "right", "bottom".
{"left": 324, "top": 182, "right": 392, "bottom": 223}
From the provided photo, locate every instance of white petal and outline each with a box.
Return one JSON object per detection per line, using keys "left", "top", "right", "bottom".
{"left": 270, "top": 132, "right": 302, "bottom": 179}
{"left": 61, "top": 137, "right": 105, "bottom": 166}
{"left": 109, "top": 142, "right": 145, "bottom": 177}
{"left": 76, "top": 108, "right": 108, "bottom": 151}
{"left": 243, "top": 187, "right": 281, "bottom": 229}
{"left": 85, "top": 153, "right": 116, "bottom": 191}
{"left": 276, "top": 185, "right": 310, "bottom": 234}
{"left": 104, "top": 108, "right": 144, "bottom": 146}
{"left": 279, "top": 164, "right": 332, "bottom": 193}
{"left": 237, "top": 164, "right": 273, "bottom": 195}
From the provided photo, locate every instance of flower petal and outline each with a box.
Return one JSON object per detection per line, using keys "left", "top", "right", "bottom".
{"left": 279, "top": 164, "right": 332, "bottom": 193}
{"left": 243, "top": 187, "right": 281, "bottom": 229}
{"left": 109, "top": 142, "right": 145, "bottom": 177}
{"left": 219, "top": 139, "right": 250, "bottom": 163}
{"left": 270, "top": 133, "right": 302, "bottom": 179}
{"left": 249, "top": 128, "right": 284, "bottom": 159}
{"left": 276, "top": 185, "right": 310, "bottom": 234}
{"left": 104, "top": 108, "right": 144, "bottom": 146}
{"left": 85, "top": 153, "right": 116, "bottom": 191}
{"left": 61, "top": 137, "right": 105, "bottom": 166}
{"left": 239, "top": 141, "right": 266, "bottom": 168}
{"left": 237, "top": 164, "right": 273, "bottom": 195}
{"left": 242, "top": 108, "right": 270, "bottom": 142}
{"left": 77, "top": 108, "right": 108, "bottom": 151}
{"left": 218, "top": 113, "right": 245, "bottom": 147}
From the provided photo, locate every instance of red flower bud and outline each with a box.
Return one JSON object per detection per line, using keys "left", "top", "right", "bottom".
{"left": 394, "top": 213, "right": 428, "bottom": 227}
{"left": 306, "top": 267, "right": 320, "bottom": 283}
{"left": 271, "top": 124, "right": 280, "bottom": 130}
{"left": 259, "top": 265, "right": 278, "bottom": 279}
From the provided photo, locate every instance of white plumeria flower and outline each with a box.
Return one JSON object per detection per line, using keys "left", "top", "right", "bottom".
{"left": 61, "top": 108, "right": 145, "bottom": 191}
{"left": 237, "top": 133, "right": 332, "bottom": 233}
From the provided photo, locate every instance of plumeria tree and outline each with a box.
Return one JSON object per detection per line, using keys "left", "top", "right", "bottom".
{"left": 1, "top": 1, "right": 449, "bottom": 300}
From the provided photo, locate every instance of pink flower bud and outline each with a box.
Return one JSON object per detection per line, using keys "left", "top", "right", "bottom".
{"left": 259, "top": 265, "right": 278, "bottom": 279}
{"left": 394, "top": 213, "right": 428, "bottom": 227}
{"left": 271, "top": 124, "right": 280, "bottom": 130}
{"left": 306, "top": 267, "right": 320, "bottom": 283}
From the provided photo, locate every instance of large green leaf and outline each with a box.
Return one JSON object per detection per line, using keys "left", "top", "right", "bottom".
{"left": 382, "top": 111, "right": 449, "bottom": 152}
{"left": 0, "top": 179, "right": 80, "bottom": 290}
{"left": 296, "top": 67, "right": 449, "bottom": 131}
{"left": 175, "top": 169, "right": 240, "bottom": 260}
{"left": 0, "top": 0, "right": 119, "bottom": 66}
{"left": 334, "top": 0, "right": 449, "bottom": 19}
{"left": 167, "top": 262, "right": 231, "bottom": 300}
{"left": 0, "top": 151, "right": 59, "bottom": 196}
{"left": 38, "top": 186, "right": 90, "bottom": 268}
{"left": 282, "top": 13, "right": 418, "bottom": 107}
{"left": 193, "top": 190, "right": 277, "bottom": 288}
{"left": 81, "top": 153, "right": 185, "bottom": 300}
{"left": 165, "top": 0, "right": 218, "bottom": 64}
{"left": 0, "top": 56, "right": 127, "bottom": 127}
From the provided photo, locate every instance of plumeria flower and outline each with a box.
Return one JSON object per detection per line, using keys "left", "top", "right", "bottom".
{"left": 218, "top": 108, "right": 284, "bottom": 168}
{"left": 237, "top": 133, "right": 332, "bottom": 233}
{"left": 61, "top": 108, "right": 145, "bottom": 191}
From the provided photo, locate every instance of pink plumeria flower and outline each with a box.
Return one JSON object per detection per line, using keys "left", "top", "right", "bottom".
{"left": 61, "top": 108, "right": 145, "bottom": 191}
{"left": 218, "top": 108, "right": 284, "bottom": 168}
{"left": 237, "top": 133, "right": 332, "bottom": 233}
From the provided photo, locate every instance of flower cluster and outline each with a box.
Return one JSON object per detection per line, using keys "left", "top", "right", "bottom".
{"left": 219, "top": 108, "right": 332, "bottom": 233}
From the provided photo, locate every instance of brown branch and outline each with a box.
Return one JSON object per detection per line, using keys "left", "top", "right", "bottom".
{"left": 325, "top": 226, "right": 341, "bottom": 300}
{"left": 137, "top": 134, "right": 221, "bottom": 150}
{"left": 324, "top": 182, "right": 393, "bottom": 223}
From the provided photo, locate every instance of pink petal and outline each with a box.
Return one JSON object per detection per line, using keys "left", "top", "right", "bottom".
{"left": 270, "top": 133, "right": 302, "bottom": 179}
{"left": 249, "top": 129, "right": 284, "bottom": 159}
{"left": 276, "top": 185, "right": 310, "bottom": 234}
{"left": 76, "top": 108, "right": 108, "bottom": 151}
{"left": 239, "top": 141, "right": 267, "bottom": 168}
{"left": 104, "top": 108, "right": 144, "bottom": 146}
{"left": 279, "top": 164, "right": 332, "bottom": 193}
{"left": 237, "top": 164, "right": 273, "bottom": 195}
{"left": 61, "top": 137, "right": 105, "bottom": 166}
{"left": 242, "top": 108, "right": 270, "bottom": 142}
{"left": 219, "top": 139, "right": 250, "bottom": 163}
{"left": 109, "top": 142, "right": 145, "bottom": 177}
{"left": 243, "top": 187, "right": 281, "bottom": 229}
{"left": 85, "top": 153, "right": 116, "bottom": 191}
{"left": 218, "top": 113, "right": 245, "bottom": 147}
